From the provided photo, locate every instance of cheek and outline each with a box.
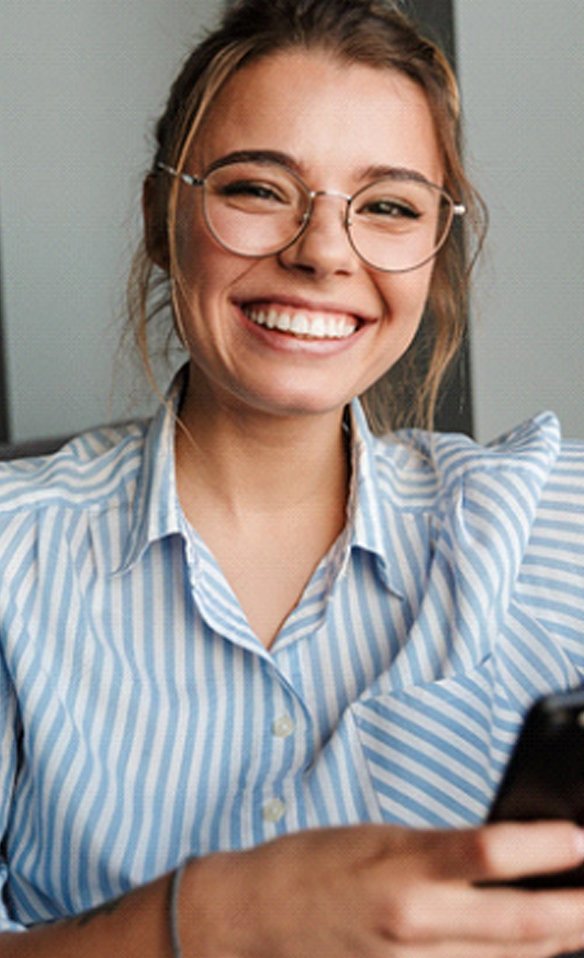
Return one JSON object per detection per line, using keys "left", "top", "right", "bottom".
{"left": 175, "top": 206, "right": 250, "bottom": 294}
{"left": 378, "top": 264, "right": 434, "bottom": 326}
{"left": 173, "top": 191, "right": 225, "bottom": 283}
{"left": 174, "top": 204, "right": 203, "bottom": 279}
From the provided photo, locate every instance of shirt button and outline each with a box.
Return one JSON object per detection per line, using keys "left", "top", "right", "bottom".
{"left": 272, "top": 715, "right": 295, "bottom": 738}
{"left": 262, "top": 798, "right": 286, "bottom": 824}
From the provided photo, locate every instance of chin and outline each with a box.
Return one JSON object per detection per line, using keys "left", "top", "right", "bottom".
{"left": 248, "top": 388, "right": 351, "bottom": 419}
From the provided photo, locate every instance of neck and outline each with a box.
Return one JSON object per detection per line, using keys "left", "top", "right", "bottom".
{"left": 174, "top": 380, "right": 350, "bottom": 521}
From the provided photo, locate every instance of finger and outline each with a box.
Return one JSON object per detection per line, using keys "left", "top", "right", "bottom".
{"left": 443, "top": 884, "right": 584, "bottom": 943}
{"left": 395, "top": 936, "right": 584, "bottom": 958}
{"left": 413, "top": 822, "right": 584, "bottom": 884}
{"left": 376, "top": 877, "right": 584, "bottom": 945}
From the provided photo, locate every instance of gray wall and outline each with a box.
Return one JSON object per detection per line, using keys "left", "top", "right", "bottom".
{"left": 456, "top": 0, "right": 584, "bottom": 441}
{"left": 0, "top": 0, "right": 217, "bottom": 441}
{"left": 1, "top": 0, "right": 582, "bottom": 442}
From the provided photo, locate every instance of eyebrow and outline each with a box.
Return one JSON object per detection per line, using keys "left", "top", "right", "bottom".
{"left": 206, "top": 150, "right": 299, "bottom": 173}
{"left": 360, "top": 164, "right": 433, "bottom": 186}
{"left": 205, "top": 150, "right": 434, "bottom": 186}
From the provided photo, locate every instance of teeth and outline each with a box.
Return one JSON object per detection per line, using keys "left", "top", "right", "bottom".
{"left": 311, "top": 316, "right": 327, "bottom": 338}
{"left": 290, "top": 314, "right": 309, "bottom": 335}
{"left": 244, "top": 306, "right": 357, "bottom": 340}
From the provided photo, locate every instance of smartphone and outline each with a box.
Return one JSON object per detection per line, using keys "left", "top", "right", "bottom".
{"left": 488, "top": 688, "right": 584, "bottom": 889}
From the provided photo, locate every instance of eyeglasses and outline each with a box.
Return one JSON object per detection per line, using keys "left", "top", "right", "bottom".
{"left": 157, "top": 158, "right": 465, "bottom": 273}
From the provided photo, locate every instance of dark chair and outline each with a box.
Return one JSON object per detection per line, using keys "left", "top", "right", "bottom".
{"left": 0, "top": 435, "right": 72, "bottom": 461}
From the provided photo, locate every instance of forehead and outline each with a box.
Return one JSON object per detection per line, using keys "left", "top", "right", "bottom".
{"left": 193, "top": 49, "right": 442, "bottom": 185}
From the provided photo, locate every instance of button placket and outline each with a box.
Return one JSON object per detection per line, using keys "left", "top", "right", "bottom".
{"left": 262, "top": 709, "right": 297, "bottom": 826}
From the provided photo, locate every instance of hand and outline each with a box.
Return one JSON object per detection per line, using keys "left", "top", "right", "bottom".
{"left": 179, "top": 822, "right": 584, "bottom": 957}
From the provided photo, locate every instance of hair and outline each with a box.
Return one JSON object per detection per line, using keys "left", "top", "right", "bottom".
{"left": 127, "top": 0, "right": 487, "bottom": 432}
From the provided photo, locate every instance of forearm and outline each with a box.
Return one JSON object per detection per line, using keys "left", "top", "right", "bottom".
{"left": 3, "top": 824, "right": 584, "bottom": 958}
{"left": 0, "top": 872, "right": 175, "bottom": 958}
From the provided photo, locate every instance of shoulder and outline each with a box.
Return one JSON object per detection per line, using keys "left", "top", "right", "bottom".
{"left": 0, "top": 421, "right": 152, "bottom": 602}
{"left": 370, "top": 412, "right": 563, "bottom": 518}
{"left": 0, "top": 420, "right": 148, "bottom": 520}
{"left": 525, "top": 433, "right": 584, "bottom": 566}
{"left": 401, "top": 411, "right": 560, "bottom": 480}
{"left": 540, "top": 435, "right": 584, "bottom": 510}
{"left": 378, "top": 410, "right": 584, "bottom": 568}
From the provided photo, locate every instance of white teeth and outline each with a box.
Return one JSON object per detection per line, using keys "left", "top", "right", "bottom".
{"left": 311, "top": 315, "right": 327, "bottom": 338}
{"left": 244, "top": 306, "right": 357, "bottom": 339}
{"left": 290, "top": 314, "right": 309, "bottom": 335}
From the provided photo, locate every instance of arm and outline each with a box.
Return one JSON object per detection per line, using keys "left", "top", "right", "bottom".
{"left": 4, "top": 822, "right": 584, "bottom": 958}
{"left": 0, "top": 875, "right": 173, "bottom": 957}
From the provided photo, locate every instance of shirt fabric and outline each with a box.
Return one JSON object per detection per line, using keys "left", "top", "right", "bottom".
{"left": 0, "top": 379, "right": 583, "bottom": 931}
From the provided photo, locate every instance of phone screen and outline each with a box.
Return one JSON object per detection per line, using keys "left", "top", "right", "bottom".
{"left": 488, "top": 688, "right": 584, "bottom": 889}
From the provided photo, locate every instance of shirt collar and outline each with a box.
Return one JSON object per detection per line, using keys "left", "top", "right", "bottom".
{"left": 345, "top": 399, "right": 412, "bottom": 597}
{"left": 113, "top": 377, "right": 561, "bottom": 605}
{"left": 347, "top": 399, "right": 387, "bottom": 554}
{"left": 114, "top": 371, "right": 187, "bottom": 574}
{"left": 114, "top": 384, "right": 409, "bottom": 586}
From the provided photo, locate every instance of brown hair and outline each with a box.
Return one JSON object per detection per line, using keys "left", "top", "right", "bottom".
{"left": 128, "top": 0, "right": 486, "bottom": 432}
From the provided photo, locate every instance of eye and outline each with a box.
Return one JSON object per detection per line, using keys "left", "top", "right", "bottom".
{"left": 212, "top": 176, "right": 297, "bottom": 213}
{"left": 220, "top": 180, "right": 285, "bottom": 202}
{"left": 206, "top": 161, "right": 302, "bottom": 213}
{"left": 358, "top": 198, "right": 421, "bottom": 220}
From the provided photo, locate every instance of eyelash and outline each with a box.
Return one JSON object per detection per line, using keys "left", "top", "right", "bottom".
{"left": 359, "top": 200, "right": 421, "bottom": 219}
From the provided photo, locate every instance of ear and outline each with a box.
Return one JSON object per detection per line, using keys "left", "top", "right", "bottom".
{"left": 142, "top": 174, "right": 170, "bottom": 271}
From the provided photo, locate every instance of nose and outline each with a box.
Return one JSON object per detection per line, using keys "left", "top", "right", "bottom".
{"left": 277, "top": 191, "right": 359, "bottom": 277}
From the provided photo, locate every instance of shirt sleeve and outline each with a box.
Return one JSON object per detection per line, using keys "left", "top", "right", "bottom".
{"left": 0, "top": 643, "right": 26, "bottom": 932}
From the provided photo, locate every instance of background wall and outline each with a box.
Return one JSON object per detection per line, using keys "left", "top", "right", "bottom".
{"left": 1, "top": 0, "right": 582, "bottom": 442}
{"left": 456, "top": 0, "right": 584, "bottom": 441}
{"left": 0, "top": 0, "right": 216, "bottom": 442}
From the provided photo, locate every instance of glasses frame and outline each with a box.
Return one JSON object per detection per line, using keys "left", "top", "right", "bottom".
{"left": 157, "top": 160, "right": 466, "bottom": 273}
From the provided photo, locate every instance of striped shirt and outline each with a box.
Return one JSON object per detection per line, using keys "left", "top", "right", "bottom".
{"left": 0, "top": 379, "right": 583, "bottom": 931}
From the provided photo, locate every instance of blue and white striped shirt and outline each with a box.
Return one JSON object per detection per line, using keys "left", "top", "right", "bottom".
{"left": 1, "top": 380, "right": 583, "bottom": 931}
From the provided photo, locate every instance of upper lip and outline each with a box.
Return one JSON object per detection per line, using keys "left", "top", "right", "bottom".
{"left": 236, "top": 295, "right": 377, "bottom": 324}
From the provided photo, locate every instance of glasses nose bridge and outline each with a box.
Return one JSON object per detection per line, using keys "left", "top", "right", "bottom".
{"left": 304, "top": 187, "right": 352, "bottom": 230}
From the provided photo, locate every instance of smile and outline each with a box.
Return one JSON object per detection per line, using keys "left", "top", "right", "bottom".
{"left": 243, "top": 304, "right": 359, "bottom": 340}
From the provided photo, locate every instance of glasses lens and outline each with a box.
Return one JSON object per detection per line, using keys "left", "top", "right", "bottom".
{"left": 348, "top": 177, "right": 454, "bottom": 271}
{"left": 203, "top": 162, "right": 307, "bottom": 256}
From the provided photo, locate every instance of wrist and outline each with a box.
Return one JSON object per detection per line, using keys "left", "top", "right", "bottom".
{"left": 169, "top": 859, "right": 190, "bottom": 957}
{"left": 172, "top": 852, "right": 247, "bottom": 958}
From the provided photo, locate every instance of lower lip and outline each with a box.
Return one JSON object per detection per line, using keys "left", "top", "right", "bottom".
{"left": 235, "top": 305, "right": 366, "bottom": 356}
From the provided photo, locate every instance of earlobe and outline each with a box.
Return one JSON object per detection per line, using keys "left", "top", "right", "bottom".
{"left": 143, "top": 174, "right": 170, "bottom": 270}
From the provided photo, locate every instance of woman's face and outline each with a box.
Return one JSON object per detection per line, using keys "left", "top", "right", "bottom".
{"left": 170, "top": 49, "right": 443, "bottom": 423}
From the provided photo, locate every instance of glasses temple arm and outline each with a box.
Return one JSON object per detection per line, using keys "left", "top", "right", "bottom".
{"left": 156, "top": 162, "right": 203, "bottom": 188}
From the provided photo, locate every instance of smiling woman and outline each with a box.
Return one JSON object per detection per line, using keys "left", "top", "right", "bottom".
{"left": 1, "top": 2, "right": 584, "bottom": 957}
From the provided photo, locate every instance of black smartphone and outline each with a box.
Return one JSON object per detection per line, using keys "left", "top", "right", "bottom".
{"left": 488, "top": 687, "right": 584, "bottom": 889}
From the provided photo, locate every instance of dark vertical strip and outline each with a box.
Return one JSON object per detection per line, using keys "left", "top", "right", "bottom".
{"left": 407, "top": 0, "right": 457, "bottom": 68}
{"left": 0, "top": 222, "right": 10, "bottom": 442}
{"left": 407, "top": 0, "right": 474, "bottom": 436}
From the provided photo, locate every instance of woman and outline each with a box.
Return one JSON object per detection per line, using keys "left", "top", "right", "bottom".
{"left": 1, "top": 0, "right": 584, "bottom": 955}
